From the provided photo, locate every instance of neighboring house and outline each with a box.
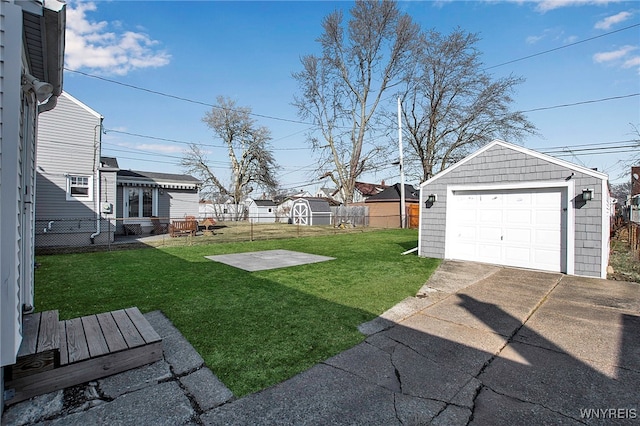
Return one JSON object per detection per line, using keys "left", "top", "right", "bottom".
{"left": 117, "top": 170, "right": 201, "bottom": 234}
{"left": 353, "top": 181, "right": 388, "bottom": 203}
{"left": 1, "top": 0, "right": 65, "bottom": 412}
{"left": 35, "top": 92, "right": 118, "bottom": 247}
{"left": 245, "top": 198, "right": 277, "bottom": 223}
{"left": 291, "top": 198, "right": 333, "bottom": 226}
{"left": 419, "top": 139, "right": 610, "bottom": 279}
{"left": 363, "top": 183, "right": 420, "bottom": 228}
{"left": 199, "top": 200, "right": 244, "bottom": 221}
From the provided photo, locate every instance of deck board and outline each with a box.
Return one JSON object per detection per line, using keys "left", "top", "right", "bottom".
{"left": 17, "top": 312, "right": 40, "bottom": 358}
{"left": 96, "top": 312, "right": 128, "bottom": 353}
{"left": 82, "top": 315, "right": 110, "bottom": 358}
{"left": 58, "top": 321, "right": 68, "bottom": 365}
{"left": 37, "top": 310, "right": 60, "bottom": 353}
{"left": 112, "top": 309, "right": 145, "bottom": 348}
{"left": 65, "top": 318, "right": 90, "bottom": 363}
{"left": 126, "top": 307, "right": 161, "bottom": 344}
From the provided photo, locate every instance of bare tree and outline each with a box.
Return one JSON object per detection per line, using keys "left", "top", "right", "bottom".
{"left": 293, "top": 0, "right": 419, "bottom": 203}
{"left": 400, "top": 28, "right": 537, "bottom": 182}
{"left": 181, "top": 96, "right": 278, "bottom": 217}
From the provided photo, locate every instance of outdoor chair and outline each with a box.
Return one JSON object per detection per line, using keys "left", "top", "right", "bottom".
{"left": 151, "top": 216, "right": 169, "bottom": 234}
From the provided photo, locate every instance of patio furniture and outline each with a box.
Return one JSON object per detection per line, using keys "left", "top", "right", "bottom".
{"left": 151, "top": 216, "right": 169, "bottom": 234}
{"left": 169, "top": 216, "right": 198, "bottom": 237}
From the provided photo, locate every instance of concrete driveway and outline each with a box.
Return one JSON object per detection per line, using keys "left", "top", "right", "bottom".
{"left": 5, "top": 261, "right": 638, "bottom": 425}
{"left": 203, "top": 261, "right": 639, "bottom": 425}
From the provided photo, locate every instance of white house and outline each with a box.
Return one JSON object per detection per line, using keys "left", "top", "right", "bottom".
{"left": 0, "top": 0, "right": 66, "bottom": 413}
{"left": 245, "top": 199, "right": 277, "bottom": 223}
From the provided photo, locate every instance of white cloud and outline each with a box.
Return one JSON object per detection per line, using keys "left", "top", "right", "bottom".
{"left": 622, "top": 56, "right": 640, "bottom": 69}
{"left": 593, "top": 45, "right": 640, "bottom": 73}
{"left": 595, "top": 11, "right": 633, "bottom": 30}
{"left": 534, "top": 0, "right": 621, "bottom": 13}
{"left": 65, "top": 2, "right": 171, "bottom": 76}
{"left": 593, "top": 45, "right": 637, "bottom": 63}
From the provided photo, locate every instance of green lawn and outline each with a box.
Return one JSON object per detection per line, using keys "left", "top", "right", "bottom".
{"left": 35, "top": 229, "right": 439, "bottom": 396}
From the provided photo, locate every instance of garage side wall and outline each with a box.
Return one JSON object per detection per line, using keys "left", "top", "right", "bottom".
{"left": 419, "top": 144, "right": 604, "bottom": 277}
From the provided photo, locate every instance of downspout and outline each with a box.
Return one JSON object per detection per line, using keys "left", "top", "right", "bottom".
{"left": 90, "top": 121, "right": 103, "bottom": 244}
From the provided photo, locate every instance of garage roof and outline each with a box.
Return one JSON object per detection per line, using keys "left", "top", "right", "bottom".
{"left": 420, "top": 139, "right": 608, "bottom": 188}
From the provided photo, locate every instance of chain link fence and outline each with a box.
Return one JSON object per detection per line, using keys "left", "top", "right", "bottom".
{"left": 34, "top": 212, "right": 417, "bottom": 254}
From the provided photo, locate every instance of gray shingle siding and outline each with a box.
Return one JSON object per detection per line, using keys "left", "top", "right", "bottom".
{"left": 420, "top": 143, "right": 607, "bottom": 278}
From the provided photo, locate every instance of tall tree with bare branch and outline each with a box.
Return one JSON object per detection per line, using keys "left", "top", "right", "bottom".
{"left": 400, "top": 28, "right": 537, "bottom": 182}
{"left": 293, "top": 0, "right": 419, "bottom": 203}
{"left": 181, "top": 96, "right": 278, "bottom": 216}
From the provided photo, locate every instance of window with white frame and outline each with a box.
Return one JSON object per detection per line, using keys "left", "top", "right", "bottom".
{"left": 66, "top": 175, "right": 93, "bottom": 201}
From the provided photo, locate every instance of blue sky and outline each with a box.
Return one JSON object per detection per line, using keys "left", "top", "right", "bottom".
{"left": 61, "top": 1, "right": 640, "bottom": 192}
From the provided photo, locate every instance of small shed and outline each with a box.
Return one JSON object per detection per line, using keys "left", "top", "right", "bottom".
{"left": 291, "top": 198, "right": 332, "bottom": 226}
{"left": 419, "top": 140, "right": 609, "bottom": 278}
{"left": 246, "top": 199, "right": 276, "bottom": 223}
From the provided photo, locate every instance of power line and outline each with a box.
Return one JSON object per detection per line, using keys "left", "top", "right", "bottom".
{"left": 518, "top": 93, "right": 639, "bottom": 114}
{"left": 64, "top": 68, "right": 313, "bottom": 126}
{"left": 67, "top": 21, "right": 638, "bottom": 132}
{"left": 104, "top": 128, "right": 313, "bottom": 151}
{"left": 485, "top": 23, "right": 640, "bottom": 70}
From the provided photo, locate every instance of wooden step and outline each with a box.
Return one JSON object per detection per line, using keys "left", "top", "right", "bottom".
{"left": 8, "top": 310, "right": 60, "bottom": 381}
{"left": 5, "top": 307, "right": 163, "bottom": 406}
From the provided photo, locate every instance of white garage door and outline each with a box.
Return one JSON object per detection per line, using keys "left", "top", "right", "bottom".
{"left": 447, "top": 188, "right": 566, "bottom": 272}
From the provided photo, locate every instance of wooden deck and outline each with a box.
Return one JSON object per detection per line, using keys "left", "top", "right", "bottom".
{"left": 5, "top": 307, "right": 162, "bottom": 405}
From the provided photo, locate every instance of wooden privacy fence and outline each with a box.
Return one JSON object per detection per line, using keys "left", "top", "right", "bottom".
{"left": 331, "top": 206, "right": 369, "bottom": 227}
{"left": 630, "top": 222, "right": 640, "bottom": 260}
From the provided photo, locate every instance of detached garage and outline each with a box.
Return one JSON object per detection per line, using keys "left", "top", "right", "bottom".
{"left": 419, "top": 140, "right": 610, "bottom": 278}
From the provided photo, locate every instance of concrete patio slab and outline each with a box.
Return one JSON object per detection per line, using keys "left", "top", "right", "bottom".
{"left": 479, "top": 341, "right": 640, "bottom": 421}
{"left": 514, "top": 298, "right": 640, "bottom": 372}
{"left": 381, "top": 313, "right": 507, "bottom": 375}
{"left": 205, "top": 249, "right": 335, "bottom": 271}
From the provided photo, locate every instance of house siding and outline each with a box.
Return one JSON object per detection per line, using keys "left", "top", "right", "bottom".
{"left": 166, "top": 189, "right": 199, "bottom": 219}
{"left": 1, "top": 2, "right": 28, "bottom": 369}
{"left": 35, "top": 93, "right": 103, "bottom": 247}
{"left": 420, "top": 143, "right": 606, "bottom": 278}
{"left": 36, "top": 93, "right": 102, "bottom": 220}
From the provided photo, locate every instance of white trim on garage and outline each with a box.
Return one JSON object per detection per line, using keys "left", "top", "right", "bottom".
{"left": 444, "top": 180, "right": 575, "bottom": 275}
{"left": 600, "top": 179, "right": 610, "bottom": 279}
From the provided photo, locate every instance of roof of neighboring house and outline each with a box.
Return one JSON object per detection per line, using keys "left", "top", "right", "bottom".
{"left": 117, "top": 170, "right": 201, "bottom": 189}
{"left": 365, "top": 183, "right": 419, "bottom": 202}
{"left": 100, "top": 156, "right": 119, "bottom": 169}
{"left": 250, "top": 199, "right": 277, "bottom": 207}
{"left": 355, "top": 181, "right": 388, "bottom": 197}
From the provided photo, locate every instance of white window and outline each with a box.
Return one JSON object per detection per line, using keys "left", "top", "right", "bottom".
{"left": 124, "top": 187, "right": 158, "bottom": 218}
{"left": 66, "top": 175, "right": 93, "bottom": 201}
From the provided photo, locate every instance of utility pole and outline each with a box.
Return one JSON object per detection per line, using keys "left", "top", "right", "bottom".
{"left": 398, "top": 97, "right": 406, "bottom": 229}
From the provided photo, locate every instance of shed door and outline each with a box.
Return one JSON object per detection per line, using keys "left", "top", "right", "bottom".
{"left": 446, "top": 188, "right": 566, "bottom": 272}
{"left": 292, "top": 202, "right": 309, "bottom": 225}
